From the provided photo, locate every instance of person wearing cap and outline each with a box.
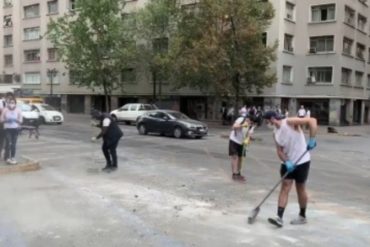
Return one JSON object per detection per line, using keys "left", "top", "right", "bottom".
{"left": 91, "top": 110, "right": 123, "bottom": 172}
{"left": 228, "top": 108, "right": 254, "bottom": 182}
{"left": 263, "top": 110, "right": 317, "bottom": 227}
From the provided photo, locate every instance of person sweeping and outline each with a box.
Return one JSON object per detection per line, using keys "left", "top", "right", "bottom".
{"left": 263, "top": 111, "right": 317, "bottom": 227}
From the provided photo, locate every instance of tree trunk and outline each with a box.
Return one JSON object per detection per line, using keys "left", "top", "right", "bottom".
{"left": 233, "top": 72, "right": 240, "bottom": 121}
{"left": 103, "top": 81, "right": 110, "bottom": 112}
{"left": 152, "top": 70, "right": 157, "bottom": 103}
{"left": 158, "top": 78, "right": 162, "bottom": 106}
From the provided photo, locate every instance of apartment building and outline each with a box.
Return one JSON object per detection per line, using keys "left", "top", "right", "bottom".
{"left": 0, "top": 0, "right": 369, "bottom": 125}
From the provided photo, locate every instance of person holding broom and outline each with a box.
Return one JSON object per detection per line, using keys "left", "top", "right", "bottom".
{"left": 263, "top": 111, "right": 317, "bottom": 227}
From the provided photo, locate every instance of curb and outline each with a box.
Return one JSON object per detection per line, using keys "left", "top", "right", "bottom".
{"left": 0, "top": 156, "right": 41, "bottom": 175}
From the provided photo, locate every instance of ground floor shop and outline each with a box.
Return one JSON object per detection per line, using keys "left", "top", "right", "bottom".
{"left": 53, "top": 94, "right": 369, "bottom": 126}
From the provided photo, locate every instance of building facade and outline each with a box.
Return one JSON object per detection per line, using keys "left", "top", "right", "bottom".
{"left": 0, "top": 0, "right": 369, "bottom": 125}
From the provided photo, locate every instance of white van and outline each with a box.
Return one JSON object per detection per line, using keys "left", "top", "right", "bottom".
{"left": 110, "top": 103, "right": 157, "bottom": 125}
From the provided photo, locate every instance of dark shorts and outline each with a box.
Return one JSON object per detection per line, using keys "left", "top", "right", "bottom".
{"left": 280, "top": 161, "right": 310, "bottom": 184}
{"left": 229, "top": 140, "right": 243, "bottom": 157}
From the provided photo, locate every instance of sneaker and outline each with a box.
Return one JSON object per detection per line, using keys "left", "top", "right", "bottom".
{"left": 6, "top": 158, "right": 12, "bottom": 164}
{"left": 102, "top": 166, "right": 112, "bottom": 172}
{"left": 268, "top": 216, "right": 283, "bottom": 228}
{"left": 110, "top": 166, "right": 118, "bottom": 172}
{"left": 10, "top": 158, "right": 17, "bottom": 165}
{"left": 290, "top": 216, "right": 307, "bottom": 225}
{"left": 232, "top": 174, "right": 246, "bottom": 183}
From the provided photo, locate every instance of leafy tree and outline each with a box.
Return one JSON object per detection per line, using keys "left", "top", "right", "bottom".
{"left": 171, "top": 0, "right": 277, "bottom": 113}
{"left": 136, "top": 0, "right": 178, "bottom": 105}
{"left": 47, "top": 0, "right": 135, "bottom": 111}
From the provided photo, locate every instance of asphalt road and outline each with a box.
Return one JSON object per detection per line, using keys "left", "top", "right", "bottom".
{"left": 0, "top": 115, "right": 369, "bottom": 247}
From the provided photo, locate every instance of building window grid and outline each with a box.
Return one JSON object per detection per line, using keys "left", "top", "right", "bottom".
{"left": 4, "top": 34, "right": 12, "bottom": 47}
{"left": 285, "top": 2, "right": 295, "bottom": 21}
{"left": 311, "top": 4, "right": 335, "bottom": 23}
{"left": 24, "top": 27, "right": 40, "bottom": 41}
{"left": 3, "top": 0, "right": 12, "bottom": 8}
{"left": 3, "top": 15, "right": 12, "bottom": 27}
{"left": 4, "top": 54, "right": 13, "bottom": 67}
{"left": 48, "top": 48, "right": 58, "bottom": 61}
{"left": 284, "top": 34, "right": 294, "bottom": 52}
{"left": 308, "top": 67, "right": 333, "bottom": 83}
{"left": 24, "top": 49, "right": 41, "bottom": 62}
{"left": 341, "top": 68, "right": 352, "bottom": 85}
{"left": 282, "top": 65, "right": 293, "bottom": 83}
{"left": 344, "top": 6, "right": 355, "bottom": 26}
{"left": 357, "top": 14, "right": 367, "bottom": 32}
{"left": 356, "top": 43, "right": 366, "bottom": 60}
{"left": 24, "top": 4, "right": 40, "bottom": 19}
{"left": 355, "top": 71, "right": 364, "bottom": 86}
{"left": 310, "top": 36, "right": 334, "bottom": 53}
{"left": 24, "top": 72, "right": 41, "bottom": 85}
{"left": 343, "top": 37, "right": 353, "bottom": 55}
{"left": 47, "top": 0, "right": 58, "bottom": 14}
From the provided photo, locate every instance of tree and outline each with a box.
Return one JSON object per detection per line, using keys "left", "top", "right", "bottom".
{"left": 136, "top": 0, "right": 178, "bottom": 105}
{"left": 47, "top": 0, "right": 135, "bottom": 112}
{"left": 171, "top": 0, "right": 277, "bottom": 113}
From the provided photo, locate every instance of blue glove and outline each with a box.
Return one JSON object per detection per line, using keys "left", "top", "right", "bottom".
{"left": 284, "top": 160, "right": 295, "bottom": 173}
{"left": 307, "top": 138, "right": 317, "bottom": 151}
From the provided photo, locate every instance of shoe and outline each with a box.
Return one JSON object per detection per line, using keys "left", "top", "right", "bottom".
{"left": 102, "top": 166, "right": 112, "bottom": 172}
{"left": 10, "top": 158, "right": 17, "bottom": 165}
{"left": 268, "top": 216, "right": 283, "bottom": 228}
{"left": 6, "top": 158, "right": 12, "bottom": 164}
{"left": 232, "top": 174, "right": 246, "bottom": 183}
{"left": 110, "top": 166, "right": 118, "bottom": 172}
{"left": 290, "top": 215, "right": 307, "bottom": 225}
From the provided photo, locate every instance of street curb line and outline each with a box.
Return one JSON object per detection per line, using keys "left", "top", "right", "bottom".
{"left": 0, "top": 157, "right": 41, "bottom": 175}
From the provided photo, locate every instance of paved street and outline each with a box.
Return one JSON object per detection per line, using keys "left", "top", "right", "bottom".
{"left": 0, "top": 115, "right": 369, "bottom": 247}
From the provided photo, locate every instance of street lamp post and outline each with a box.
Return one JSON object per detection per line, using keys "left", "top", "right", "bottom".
{"left": 47, "top": 68, "right": 58, "bottom": 96}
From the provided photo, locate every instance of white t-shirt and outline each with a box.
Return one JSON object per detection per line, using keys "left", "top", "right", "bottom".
{"left": 298, "top": 108, "right": 306, "bottom": 117}
{"left": 103, "top": 118, "right": 111, "bottom": 127}
{"left": 274, "top": 119, "right": 310, "bottom": 165}
{"left": 229, "top": 117, "right": 248, "bottom": 144}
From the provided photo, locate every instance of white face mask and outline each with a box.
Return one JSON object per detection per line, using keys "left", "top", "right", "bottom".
{"left": 8, "top": 103, "right": 15, "bottom": 109}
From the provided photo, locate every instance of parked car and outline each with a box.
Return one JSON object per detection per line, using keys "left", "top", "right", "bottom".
{"left": 31, "top": 103, "right": 64, "bottom": 124}
{"left": 136, "top": 110, "right": 208, "bottom": 139}
{"left": 110, "top": 103, "right": 157, "bottom": 125}
{"left": 17, "top": 103, "right": 40, "bottom": 126}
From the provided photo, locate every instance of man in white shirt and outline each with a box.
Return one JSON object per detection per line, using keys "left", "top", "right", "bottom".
{"left": 297, "top": 105, "right": 306, "bottom": 118}
{"left": 263, "top": 111, "right": 317, "bottom": 227}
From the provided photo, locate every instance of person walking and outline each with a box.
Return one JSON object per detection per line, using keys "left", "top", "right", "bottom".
{"left": 1, "top": 97, "right": 22, "bottom": 164}
{"left": 297, "top": 105, "right": 306, "bottom": 118}
{"left": 228, "top": 108, "right": 255, "bottom": 182}
{"left": 263, "top": 111, "right": 317, "bottom": 227}
{"left": 91, "top": 110, "right": 123, "bottom": 172}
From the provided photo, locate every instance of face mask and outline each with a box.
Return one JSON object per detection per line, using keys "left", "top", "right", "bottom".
{"left": 8, "top": 103, "right": 15, "bottom": 109}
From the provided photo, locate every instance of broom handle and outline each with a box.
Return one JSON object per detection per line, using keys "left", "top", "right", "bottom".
{"left": 256, "top": 150, "right": 309, "bottom": 208}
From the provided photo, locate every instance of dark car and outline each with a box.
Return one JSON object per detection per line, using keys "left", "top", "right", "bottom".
{"left": 136, "top": 110, "right": 208, "bottom": 139}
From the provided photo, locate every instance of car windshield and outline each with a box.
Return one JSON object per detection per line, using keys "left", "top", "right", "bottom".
{"left": 19, "top": 104, "right": 32, "bottom": 112}
{"left": 168, "top": 112, "right": 189, "bottom": 120}
{"left": 40, "top": 104, "right": 56, "bottom": 111}
{"left": 140, "top": 104, "right": 157, "bottom": 110}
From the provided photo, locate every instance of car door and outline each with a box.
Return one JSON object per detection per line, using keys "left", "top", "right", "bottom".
{"left": 152, "top": 112, "right": 172, "bottom": 133}
{"left": 116, "top": 104, "right": 129, "bottom": 121}
{"left": 128, "top": 104, "right": 138, "bottom": 121}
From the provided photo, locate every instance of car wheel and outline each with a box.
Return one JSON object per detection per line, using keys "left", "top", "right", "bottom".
{"left": 173, "top": 127, "right": 183, "bottom": 139}
{"left": 125, "top": 121, "right": 131, "bottom": 125}
{"left": 138, "top": 124, "right": 147, "bottom": 135}
{"left": 111, "top": 115, "right": 118, "bottom": 122}
{"left": 195, "top": 136, "right": 203, "bottom": 139}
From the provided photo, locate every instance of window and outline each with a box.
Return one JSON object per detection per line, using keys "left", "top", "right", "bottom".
{"left": 24, "top": 4, "right": 40, "bottom": 19}
{"left": 282, "top": 66, "right": 293, "bottom": 83}
{"left": 344, "top": 6, "right": 355, "bottom": 26}
{"left": 308, "top": 67, "right": 332, "bottom": 83}
{"left": 343, "top": 37, "right": 353, "bottom": 55}
{"left": 355, "top": 71, "right": 364, "bottom": 86}
{"left": 341, "top": 68, "right": 351, "bottom": 84}
{"left": 3, "top": 15, "right": 12, "bottom": 27}
{"left": 47, "top": 70, "right": 59, "bottom": 84}
{"left": 69, "top": 70, "right": 80, "bottom": 85}
{"left": 357, "top": 14, "right": 367, "bottom": 32}
{"left": 284, "top": 34, "right": 293, "bottom": 52}
{"left": 24, "top": 27, "right": 40, "bottom": 41}
{"left": 48, "top": 48, "right": 58, "bottom": 61}
{"left": 286, "top": 2, "right": 295, "bottom": 20}
{"left": 311, "top": 4, "right": 335, "bottom": 22}
{"left": 24, "top": 72, "right": 41, "bottom": 84}
{"left": 69, "top": 0, "right": 76, "bottom": 10}
{"left": 4, "top": 54, "right": 12, "bottom": 67}
{"left": 4, "top": 34, "right": 12, "bottom": 47}
{"left": 356, "top": 43, "right": 365, "bottom": 60}
{"left": 310, "top": 36, "right": 334, "bottom": 53}
{"left": 3, "top": 0, "right": 12, "bottom": 8}
{"left": 47, "top": 0, "right": 58, "bottom": 14}
{"left": 24, "top": 49, "right": 40, "bottom": 62}
{"left": 153, "top": 38, "right": 169, "bottom": 54}
{"left": 121, "top": 68, "right": 136, "bottom": 83}
{"left": 4, "top": 74, "right": 12, "bottom": 84}
{"left": 367, "top": 75, "right": 370, "bottom": 88}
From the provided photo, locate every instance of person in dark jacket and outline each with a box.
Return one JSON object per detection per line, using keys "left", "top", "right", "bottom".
{"left": 91, "top": 110, "right": 123, "bottom": 172}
